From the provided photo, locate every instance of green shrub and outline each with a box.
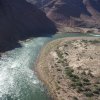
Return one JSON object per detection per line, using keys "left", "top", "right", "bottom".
{"left": 57, "top": 68, "right": 62, "bottom": 72}
{"left": 73, "top": 96, "right": 78, "bottom": 100}
{"left": 83, "top": 78, "right": 90, "bottom": 82}
{"left": 56, "top": 51, "right": 63, "bottom": 58}
{"left": 71, "top": 81, "right": 83, "bottom": 89}
{"left": 75, "top": 81, "right": 83, "bottom": 87}
{"left": 70, "top": 83, "right": 77, "bottom": 89}
{"left": 70, "top": 77, "right": 79, "bottom": 82}
{"left": 82, "top": 40, "right": 88, "bottom": 43}
{"left": 93, "top": 90, "right": 100, "bottom": 94}
{"left": 77, "top": 87, "right": 84, "bottom": 93}
{"left": 57, "top": 81, "right": 60, "bottom": 84}
{"left": 56, "top": 85, "right": 60, "bottom": 90}
{"left": 84, "top": 88, "right": 91, "bottom": 92}
{"left": 65, "top": 67, "right": 74, "bottom": 76}
{"left": 62, "top": 62, "right": 69, "bottom": 66}
{"left": 83, "top": 82, "right": 91, "bottom": 86}
{"left": 71, "top": 74, "right": 79, "bottom": 79}
{"left": 93, "top": 86, "right": 100, "bottom": 94}
{"left": 89, "top": 40, "right": 100, "bottom": 44}
{"left": 84, "top": 92, "right": 94, "bottom": 97}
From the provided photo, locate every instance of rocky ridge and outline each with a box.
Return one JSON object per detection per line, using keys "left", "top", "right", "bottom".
{"left": 28, "top": 0, "right": 100, "bottom": 29}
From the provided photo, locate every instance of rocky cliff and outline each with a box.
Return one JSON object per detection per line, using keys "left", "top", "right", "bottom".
{"left": 0, "top": 0, "right": 100, "bottom": 52}
{"left": 28, "top": 0, "right": 100, "bottom": 28}
{"left": 0, "top": 0, "right": 56, "bottom": 51}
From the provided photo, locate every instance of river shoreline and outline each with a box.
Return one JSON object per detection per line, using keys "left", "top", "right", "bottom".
{"left": 36, "top": 37, "right": 100, "bottom": 100}
{"left": 57, "top": 27, "right": 100, "bottom": 34}
{"left": 35, "top": 40, "right": 61, "bottom": 100}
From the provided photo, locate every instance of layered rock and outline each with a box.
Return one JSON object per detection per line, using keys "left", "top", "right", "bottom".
{"left": 28, "top": 0, "right": 100, "bottom": 28}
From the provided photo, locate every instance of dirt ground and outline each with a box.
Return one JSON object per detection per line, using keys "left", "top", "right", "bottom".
{"left": 37, "top": 37, "right": 100, "bottom": 100}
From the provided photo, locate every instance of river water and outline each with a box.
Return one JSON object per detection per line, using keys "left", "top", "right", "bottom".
{"left": 0, "top": 33, "right": 100, "bottom": 100}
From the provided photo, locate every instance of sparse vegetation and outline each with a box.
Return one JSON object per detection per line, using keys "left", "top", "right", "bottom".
{"left": 56, "top": 83, "right": 61, "bottom": 90}
{"left": 82, "top": 39, "right": 100, "bottom": 44}
{"left": 83, "top": 78, "right": 90, "bottom": 82}
{"left": 38, "top": 38, "right": 100, "bottom": 100}
{"left": 73, "top": 96, "right": 78, "bottom": 100}
{"left": 89, "top": 39, "right": 100, "bottom": 44}
{"left": 56, "top": 50, "right": 63, "bottom": 58}
{"left": 81, "top": 40, "right": 88, "bottom": 43}
{"left": 84, "top": 91, "right": 94, "bottom": 97}
{"left": 55, "top": 39, "right": 100, "bottom": 99}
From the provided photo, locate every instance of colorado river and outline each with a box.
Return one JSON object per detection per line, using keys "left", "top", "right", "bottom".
{"left": 0, "top": 33, "right": 100, "bottom": 100}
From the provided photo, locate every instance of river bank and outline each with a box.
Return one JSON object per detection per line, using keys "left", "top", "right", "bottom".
{"left": 57, "top": 27, "right": 100, "bottom": 34}
{"left": 37, "top": 37, "right": 100, "bottom": 100}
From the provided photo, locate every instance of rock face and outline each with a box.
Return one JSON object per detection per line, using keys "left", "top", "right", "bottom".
{"left": 0, "top": 0, "right": 56, "bottom": 51}
{"left": 0, "top": 0, "right": 100, "bottom": 51}
{"left": 28, "top": 0, "right": 100, "bottom": 28}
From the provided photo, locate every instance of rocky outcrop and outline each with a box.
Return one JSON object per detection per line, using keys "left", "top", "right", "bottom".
{"left": 0, "top": 0, "right": 56, "bottom": 52}
{"left": 28, "top": 0, "right": 100, "bottom": 28}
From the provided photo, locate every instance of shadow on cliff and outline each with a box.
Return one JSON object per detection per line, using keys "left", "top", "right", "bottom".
{"left": 0, "top": 0, "right": 57, "bottom": 52}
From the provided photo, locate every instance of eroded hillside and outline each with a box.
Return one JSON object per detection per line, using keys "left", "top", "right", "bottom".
{"left": 28, "top": 0, "right": 100, "bottom": 29}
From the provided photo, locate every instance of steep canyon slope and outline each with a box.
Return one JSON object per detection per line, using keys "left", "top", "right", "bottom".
{"left": 0, "top": 0, "right": 56, "bottom": 51}
{"left": 0, "top": 0, "right": 100, "bottom": 51}
{"left": 28, "top": 0, "right": 100, "bottom": 28}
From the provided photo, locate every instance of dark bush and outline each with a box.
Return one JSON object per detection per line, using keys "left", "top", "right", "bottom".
{"left": 84, "top": 92, "right": 94, "bottom": 97}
